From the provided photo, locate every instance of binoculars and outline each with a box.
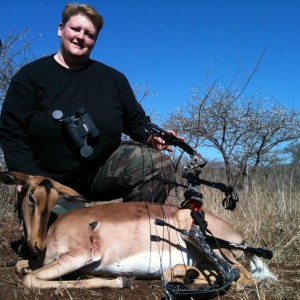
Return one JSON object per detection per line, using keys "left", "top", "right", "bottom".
{"left": 52, "top": 108, "right": 99, "bottom": 158}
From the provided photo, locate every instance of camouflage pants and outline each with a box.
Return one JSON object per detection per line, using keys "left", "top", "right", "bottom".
{"left": 91, "top": 141, "right": 175, "bottom": 203}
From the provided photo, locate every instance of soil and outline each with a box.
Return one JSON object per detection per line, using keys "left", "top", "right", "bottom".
{"left": 0, "top": 221, "right": 299, "bottom": 300}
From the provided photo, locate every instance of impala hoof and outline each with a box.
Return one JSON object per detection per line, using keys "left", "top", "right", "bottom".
{"left": 122, "top": 277, "right": 131, "bottom": 288}
{"left": 16, "top": 260, "right": 31, "bottom": 274}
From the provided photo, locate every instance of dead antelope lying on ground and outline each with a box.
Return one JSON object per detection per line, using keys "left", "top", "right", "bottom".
{"left": 0, "top": 171, "right": 276, "bottom": 292}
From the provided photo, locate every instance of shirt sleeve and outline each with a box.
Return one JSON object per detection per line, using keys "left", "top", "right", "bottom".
{"left": 0, "top": 67, "right": 44, "bottom": 175}
{"left": 115, "top": 72, "right": 150, "bottom": 140}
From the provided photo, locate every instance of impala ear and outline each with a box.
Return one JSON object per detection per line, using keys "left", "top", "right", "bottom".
{"left": 51, "top": 180, "right": 89, "bottom": 203}
{"left": 0, "top": 171, "right": 29, "bottom": 186}
{"left": 60, "top": 193, "right": 89, "bottom": 203}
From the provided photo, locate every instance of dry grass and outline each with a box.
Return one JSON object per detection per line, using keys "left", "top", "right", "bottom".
{"left": 0, "top": 184, "right": 17, "bottom": 222}
{"left": 198, "top": 166, "right": 300, "bottom": 265}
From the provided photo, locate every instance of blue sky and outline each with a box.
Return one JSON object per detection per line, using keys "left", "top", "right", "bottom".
{"left": 1, "top": 0, "right": 300, "bottom": 120}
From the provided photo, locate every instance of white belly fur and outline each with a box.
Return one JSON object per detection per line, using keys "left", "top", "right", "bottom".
{"left": 91, "top": 235, "right": 195, "bottom": 278}
{"left": 93, "top": 251, "right": 192, "bottom": 278}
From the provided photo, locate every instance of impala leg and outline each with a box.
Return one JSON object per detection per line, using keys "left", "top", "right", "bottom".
{"left": 22, "top": 254, "right": 130, "bottom": 289}
{"left": 163, "top": 264, "right": 219, "bottom": 286}
{"left": 203, "top": 209, "right": 258, "bottom": 287}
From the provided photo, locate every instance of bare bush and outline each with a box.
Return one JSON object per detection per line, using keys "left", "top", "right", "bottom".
{"left": 0, "top": 29, "right": 38, "bottom": 103}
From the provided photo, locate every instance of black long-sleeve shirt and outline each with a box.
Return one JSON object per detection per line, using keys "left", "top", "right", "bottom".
{"left": 0, "top": 55, "right": 148, "bottom": 190}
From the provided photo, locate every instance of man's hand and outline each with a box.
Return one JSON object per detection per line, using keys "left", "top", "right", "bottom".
{"left": 147, "top": 130, "right": 185, "bottom": 152}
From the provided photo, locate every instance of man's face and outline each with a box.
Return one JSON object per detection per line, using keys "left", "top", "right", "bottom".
{"left": 58, "top": 14, "right": 97, "bottom": 62}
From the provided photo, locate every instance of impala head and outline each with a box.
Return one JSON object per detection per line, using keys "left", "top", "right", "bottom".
{"left": 0, "top": 171, "right": 85, "bottom": 254}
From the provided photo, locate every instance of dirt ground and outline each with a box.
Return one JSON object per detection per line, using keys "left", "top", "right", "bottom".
{"left": 0, "top": 221, "right": 299, "bottom": 300}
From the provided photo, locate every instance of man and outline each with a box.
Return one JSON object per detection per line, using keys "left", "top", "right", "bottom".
{"left": 0, "top": 3, "right": 176, "bottom": 212}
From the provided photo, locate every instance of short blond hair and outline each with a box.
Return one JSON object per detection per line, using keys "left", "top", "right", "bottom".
{"left": 61, "top": 3, "right": 104, "bottom": 35}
